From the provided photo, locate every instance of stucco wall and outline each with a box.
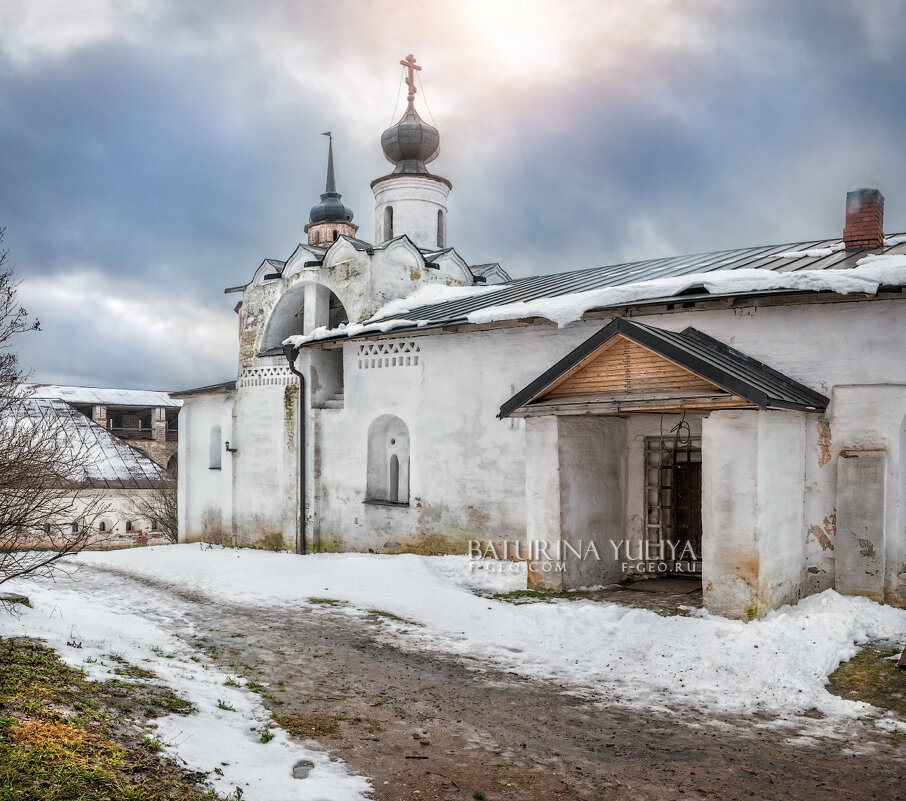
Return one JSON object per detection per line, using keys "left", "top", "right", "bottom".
{"left": 177, "top": 391, "right": 235, "bottom": 544}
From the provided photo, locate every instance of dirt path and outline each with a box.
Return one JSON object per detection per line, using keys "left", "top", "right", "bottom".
{"left": 73, "top": 565, "right": 905, "bottom": 801}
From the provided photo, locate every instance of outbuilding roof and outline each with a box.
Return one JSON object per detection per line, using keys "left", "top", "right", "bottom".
{"left": 28, "top": 385, "right": 182, "bottom": 408}
{"left": 498, "top": 318, "right": 830, "bottom": 418}
{"left": 18, "top": 399, "right": 169, "bottom": 489}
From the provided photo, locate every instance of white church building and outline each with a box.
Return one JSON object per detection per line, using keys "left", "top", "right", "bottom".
{"left": 177, "top": 56, "right": 906, "bottom": 619}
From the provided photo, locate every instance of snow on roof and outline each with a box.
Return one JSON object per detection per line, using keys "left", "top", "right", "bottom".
{"left": 28, "top": 385, "right": 182, "bottom": 408}
{"left": 286, "top": 236, "right": 906, "bottom": 347}
{"left": 14, "top": 398, "right": 168, "bottom": 489}
{"left": 284, "top": 283, "right": 507, "bottom": 348}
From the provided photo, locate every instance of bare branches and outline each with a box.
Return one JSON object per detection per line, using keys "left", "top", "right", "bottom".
{"left": 0, "top": 229, "right": 108, "bottom": 586}
{"left": 126, "top": 478, "right": 177, "bottom": 543}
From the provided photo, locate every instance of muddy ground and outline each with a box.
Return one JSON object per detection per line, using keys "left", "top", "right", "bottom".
{"left": 79, "top": 566, "right": 905, "bottom": 800}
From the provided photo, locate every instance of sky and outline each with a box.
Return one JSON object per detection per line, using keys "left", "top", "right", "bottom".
{"left": 1, "top": 0, "right": 905, "bottom": 390}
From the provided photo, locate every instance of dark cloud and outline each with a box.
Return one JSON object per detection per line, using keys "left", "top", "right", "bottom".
{"left": 1, "top": 0, "right": 904, "bottom": 388}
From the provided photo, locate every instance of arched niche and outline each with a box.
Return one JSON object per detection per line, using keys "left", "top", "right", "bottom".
{"left": 366, "top": 415, "right": 410, "bottom": 505}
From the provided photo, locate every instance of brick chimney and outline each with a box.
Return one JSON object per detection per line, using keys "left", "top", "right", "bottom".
{"left": 843, "top": 188, "right": 884, "bottom": 250}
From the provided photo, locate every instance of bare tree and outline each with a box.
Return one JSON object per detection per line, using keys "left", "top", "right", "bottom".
{"left": 126, "top": 478, "right": 178, "bottom": 543}
{"left": 0, "top": 229, "right": 109, "bottom": 586}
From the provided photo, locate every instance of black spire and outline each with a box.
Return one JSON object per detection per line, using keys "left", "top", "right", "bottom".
{"left": 308, "top": 132, "right": 354, "bottom": 225}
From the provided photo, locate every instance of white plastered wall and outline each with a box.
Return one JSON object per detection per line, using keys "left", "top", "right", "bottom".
{"left": 177, "top": 391, "right": 235, "bottom": 544}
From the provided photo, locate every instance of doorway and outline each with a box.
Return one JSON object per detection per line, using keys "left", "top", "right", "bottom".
{"left": 644, "top": 435, "right": 702, "bottom": 575}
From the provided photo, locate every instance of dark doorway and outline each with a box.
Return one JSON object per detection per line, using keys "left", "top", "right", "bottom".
{"left": 673, "top": 461, "right": 702, "bottom": 566}
{"left": 645, "top": 435, "right": 702, "bottom": 576}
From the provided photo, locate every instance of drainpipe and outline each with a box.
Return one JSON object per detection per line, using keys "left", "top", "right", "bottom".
{"left": 282, "top": 343, "right": 307, "bottom": 555}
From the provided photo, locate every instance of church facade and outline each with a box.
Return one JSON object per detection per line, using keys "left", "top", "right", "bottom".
{"left": 177, "top": 57, "right": 906, "bottom": 619}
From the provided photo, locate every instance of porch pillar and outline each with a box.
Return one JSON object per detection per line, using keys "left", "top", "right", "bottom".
{"left": 701, "top": 409, "right": 808, "bottom": 619}
{"left": 525, "top": 416, "right": 627, "bottom": 590}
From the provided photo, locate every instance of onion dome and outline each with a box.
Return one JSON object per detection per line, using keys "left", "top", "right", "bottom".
{"left": 380, "top": 102, "right": 440, "bottom": 175}
{"left": 308, "top": 135, "right": 354, "bottom": 224}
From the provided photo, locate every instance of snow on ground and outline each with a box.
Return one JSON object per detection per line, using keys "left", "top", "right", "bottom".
{"left": 58, "top": 545, "right": 906, "bottom": 729}
{"left": 0, "top": 575, "right": 370, "bottom": 801}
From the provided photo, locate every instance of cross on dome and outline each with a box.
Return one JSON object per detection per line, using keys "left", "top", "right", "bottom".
{"left": 400, "top": 53, "right": 421, "bottom": 105}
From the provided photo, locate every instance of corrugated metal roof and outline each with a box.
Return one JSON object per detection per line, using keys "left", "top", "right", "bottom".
{"left": 28, "top": 385, "right": 182, "bottom": 408}
{"left": 169, "top": 380, "right": 237, "bottom": 398}
{"left": 360, "top": 234, "right": 906, "bottom": 337}
{"left": 18, "top": 399, "right": 169, "bottom": 489}
{"left": 499, "top": 318, "right": 829, "bottom": 418}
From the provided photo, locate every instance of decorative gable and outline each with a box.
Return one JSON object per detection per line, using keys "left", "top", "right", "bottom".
{"left": 499, "top": 319, "right": 829, "bottom": 418}
{"left": 545, "top": 335, "right": 719, "bottom": 401}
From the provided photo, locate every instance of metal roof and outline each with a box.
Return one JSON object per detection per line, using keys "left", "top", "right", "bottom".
{"left": 499, "top": 318, "right": 830, "bottom": 418}
{"left": 18, "top": 399, "right": 169, "bottom": 489}
{"left": 28, "top": 385, "right": 182, "bottom": 408}
{"left": 345, "top": 234, "right": 906, "bottom": 341}
{"left": 170, "top": 380, "right": 237, "bottom": 399}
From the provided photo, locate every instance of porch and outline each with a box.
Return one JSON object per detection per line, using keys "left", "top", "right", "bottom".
{"left": 502, "top": 318, "right": 829, "bottom": 619}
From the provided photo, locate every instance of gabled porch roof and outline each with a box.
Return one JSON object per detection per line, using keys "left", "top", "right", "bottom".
{"left": 498, "top": 318, "right": 829, "bottom": 418}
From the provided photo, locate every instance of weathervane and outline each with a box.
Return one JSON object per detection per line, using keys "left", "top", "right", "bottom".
{"left": 400, "top": 53, "right": 421, "bottom": 105}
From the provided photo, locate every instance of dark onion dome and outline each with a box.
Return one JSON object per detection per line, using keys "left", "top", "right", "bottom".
{"left": 308, "top": 135, "right": 354, "bottom": 224}
{"left": 381, "top": 102, "right": 440, "bottom": 174}
{"left": 308, "top": 190, "right": 354, "bottom": 224}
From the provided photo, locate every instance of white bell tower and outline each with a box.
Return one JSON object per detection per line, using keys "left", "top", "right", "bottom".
{"left": 372, "top": 55, "right": 451, "bottom": 251}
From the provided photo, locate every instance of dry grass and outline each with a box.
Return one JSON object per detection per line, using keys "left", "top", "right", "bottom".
{"left": 0, "top": 637, "right": 216, "bottom": 800}
{"left": 275, "top": 711, "right": 340, "bottom": 738}
{"left": 827, "top": 647, "right": 906, "bottom": 716}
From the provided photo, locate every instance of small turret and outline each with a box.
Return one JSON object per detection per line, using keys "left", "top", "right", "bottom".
{"left": 305, "top": 132, "right": 358, "bottom": 247}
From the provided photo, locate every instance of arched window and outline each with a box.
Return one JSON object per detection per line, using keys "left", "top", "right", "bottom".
{"left": 384, "top": 206, "right": 394, "bottom": 240}
{"left": 332, "top": 229, "right": 339, "bottom": 241}
{"left": 126, "top": 521, "right": 133, "bottom": 532}
{"left": 71, "top": 522, "right": 79, "bottom": 533}
{"left": 436, "top": 210, "right": 445, "bottom": 248}
{"left": 98, "top": 521, "right": 106, "bottom": 532}
{"left": 366, "top": 415, "right": 409, "bottom": 505}
{"left": 209, "top": 425, "right": 222, "bottom": 470}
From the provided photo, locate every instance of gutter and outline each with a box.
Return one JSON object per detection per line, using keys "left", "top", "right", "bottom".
{"left": 282, "top": 344, "right": 307, "bottom": 555}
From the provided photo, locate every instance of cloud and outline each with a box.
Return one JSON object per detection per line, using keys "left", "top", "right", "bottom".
{"left": 15, "top": 270, "right": 236, "bottom": 390}
{"left": 0, "top": 0, "right": 904, "bottom": 386}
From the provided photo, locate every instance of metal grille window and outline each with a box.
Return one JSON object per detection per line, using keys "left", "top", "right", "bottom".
{"left": 644, "top": 435, "right": 702, "bottom": 555}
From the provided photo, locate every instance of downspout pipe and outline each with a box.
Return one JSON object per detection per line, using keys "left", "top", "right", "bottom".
{"left": 282, "top": 343, "right": 307, "bottom": 555}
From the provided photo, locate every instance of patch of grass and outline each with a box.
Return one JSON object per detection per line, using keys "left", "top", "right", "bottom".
{"left": 274, "top": 712, "right": 340, "bottom": 738}
{"left": 111, "top": 663, "right": 157, "bottom": 681}
{"left": 144, "top": 688, "right": 196, "bottom": 717}
{"left": 244, "top": 681, "right": 265, "bottom": 694}
{"left": 473, "top": 792, "right": 486, "bottom": 800}
{"left": 366, "top": 609, "right": 421, "bottom": 626}
{"left": 216, "top": 700, "right": 236, "bottom": 712}
{"left": 489, "top": 589, "right": 564, "bottom": 604}
{"left": 258, "top": 729, "right": 274, "bottom": 744}
{"left": 828, "top": 646, "right": 906, "bottom": 716}
{"left": 307, "top": 597, "right": 347, "bottom": 607}
{"left": 0, "top": 637, "right": 216, "bottom": 800}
